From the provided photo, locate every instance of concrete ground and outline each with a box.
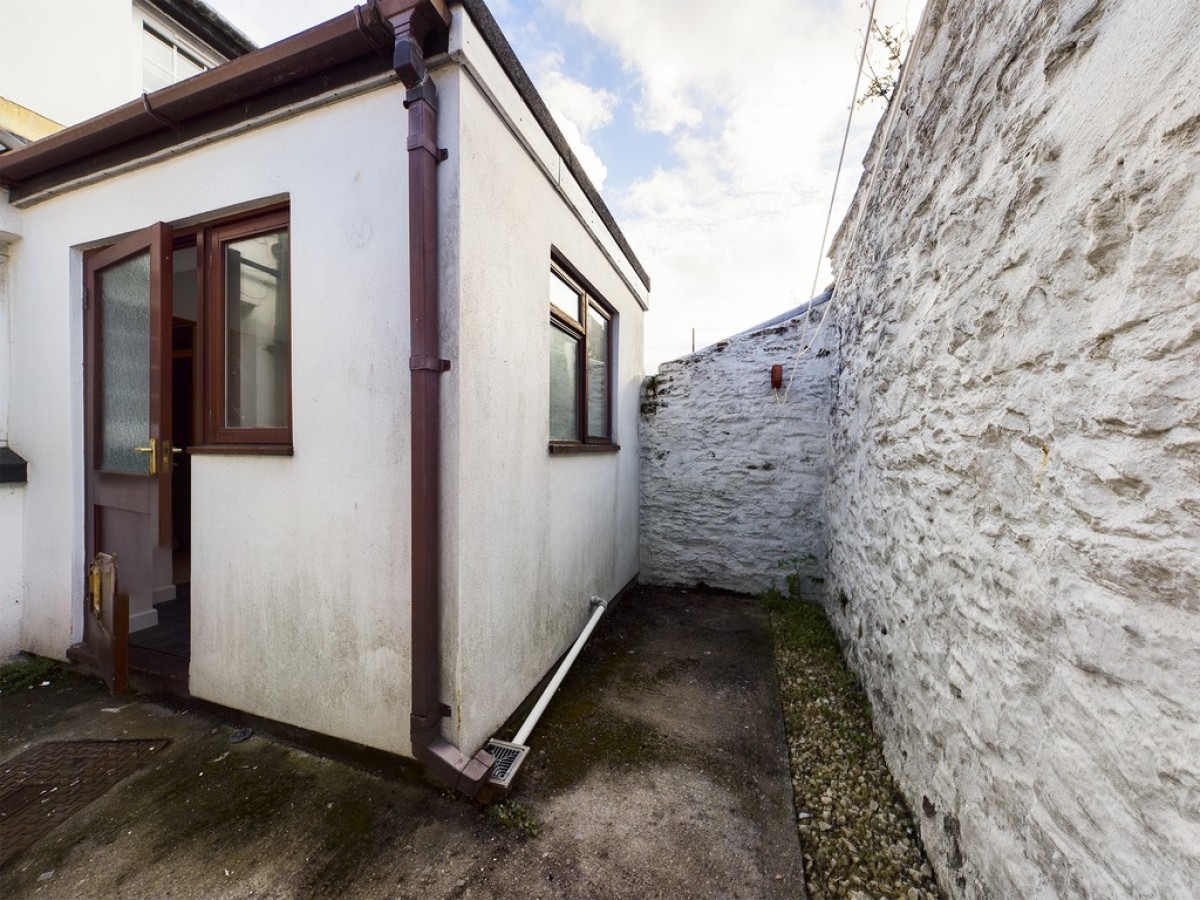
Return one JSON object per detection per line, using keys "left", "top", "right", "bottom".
{"left": 1, "top": 587, "right": 804, "bottom": 899}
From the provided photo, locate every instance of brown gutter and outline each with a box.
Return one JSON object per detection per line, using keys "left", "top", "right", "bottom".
{"left": 0, "top": 4, "right": 397, "bottom": 193}
{"left": 389, "top": 0, "right": 495, "bottom": 798}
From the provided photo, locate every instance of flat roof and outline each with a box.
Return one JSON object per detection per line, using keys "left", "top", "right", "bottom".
{"left": 146, "top": 0, "right": 257, "bottom": 59}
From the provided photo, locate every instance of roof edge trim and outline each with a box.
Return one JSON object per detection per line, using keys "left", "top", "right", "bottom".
{"left": 144, "top": 0, "right": 258, "bottom": 58}
{"left": 451, "top": 0, "right": 650, "bottom": 292}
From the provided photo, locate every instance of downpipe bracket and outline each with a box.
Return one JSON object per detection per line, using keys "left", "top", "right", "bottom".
{"left": 409, "top": 355, "right": 451, "bottom": 372}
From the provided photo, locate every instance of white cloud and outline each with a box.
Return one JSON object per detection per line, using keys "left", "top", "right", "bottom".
{"left": 552, "top": 0, "right": 926, "bottom": 367}
{"left": 205, "top": 0, "right": 927, "bottom": 368}
{"left": 537, "top": 56, "right": 617, "bottom": 133}
{"left": 549, "top": 109, "right": 609, "bottom": 190}
{"left": 534, "top": 53, "right": 617, "bottom": 190}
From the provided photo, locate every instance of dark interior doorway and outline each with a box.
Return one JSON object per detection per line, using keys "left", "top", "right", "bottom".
{"left": 127, "top": 244, "right": 196, "bottom": 670}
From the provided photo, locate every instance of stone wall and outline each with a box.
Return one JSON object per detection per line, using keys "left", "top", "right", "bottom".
{"left": 640, "top": 306, "right": 835, "bottom": 594}
{"left": 826, "top": 0, "right": 1200, "bottom": 896}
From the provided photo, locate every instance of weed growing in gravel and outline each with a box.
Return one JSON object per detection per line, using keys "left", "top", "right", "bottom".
{"left": 486, "top": 800, "right": 540, "bottom": 838}
{"left": 763, "top": 583, "right": 940, "bottom": 899}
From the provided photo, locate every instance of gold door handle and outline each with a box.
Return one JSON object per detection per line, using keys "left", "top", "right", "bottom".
{"left": 133, "top": 437, "right": 158, "bottom": 475}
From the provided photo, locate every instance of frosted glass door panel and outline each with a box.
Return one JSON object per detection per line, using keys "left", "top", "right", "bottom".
{"left": 98, "top": 252, "right": 152, "bottom": 474}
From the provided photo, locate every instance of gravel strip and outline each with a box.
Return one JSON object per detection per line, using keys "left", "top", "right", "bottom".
{"left": 765, "top": 594, "right": 942, "bottom": 900}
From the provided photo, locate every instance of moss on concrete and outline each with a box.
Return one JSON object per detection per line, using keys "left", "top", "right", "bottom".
{"left": 0, "top": 655, "right": 84, "bottom": 694}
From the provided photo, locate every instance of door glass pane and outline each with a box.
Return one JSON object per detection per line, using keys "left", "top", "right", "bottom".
{"left": 586, "top": 305, "right": 609, "bottom": 438}
{"left": 549, "top": 323, "right": 579, "bottom": 441}
{"left": 225, "top": 229, "right": 289, "bottom": 429}
{"left": 98, "top": 252, "right": 151, "bottom": 474}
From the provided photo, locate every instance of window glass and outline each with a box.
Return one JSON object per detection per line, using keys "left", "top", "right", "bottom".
{"left": 177, "top": 51, "right": 204, "bottom": 81}
{"left": 549, "top": 323, "right": 580, "bottom": 441}
{"left": 143, "top": 24, "right": 208, "bottom": 91}
{"left": 548, "top": 260, "right": 616, "bottom": 447}
{"left": 142, "top": 28, "right": 174, "bottom": 92}
{"left": 549, "top": 271, "right": 580, "bottom": 322}
{"left": 224, "top": 229, "right": 289, "bottom": 429}
{"left": 586, "top": 305, "right": 609, "bottom": 438}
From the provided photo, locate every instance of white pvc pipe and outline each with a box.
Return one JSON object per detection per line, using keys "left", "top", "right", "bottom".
{"left": 513, "top": 596, "right": 608, "bottom": 746}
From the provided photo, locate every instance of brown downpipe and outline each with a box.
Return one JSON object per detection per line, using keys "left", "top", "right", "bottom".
{"left": 387, "top": 0, "right": 495, "bottom": 798}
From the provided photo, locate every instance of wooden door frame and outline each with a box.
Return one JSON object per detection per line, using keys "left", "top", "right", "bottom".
{"left": 82, "top": 222, "right": 174, "bottom": 692}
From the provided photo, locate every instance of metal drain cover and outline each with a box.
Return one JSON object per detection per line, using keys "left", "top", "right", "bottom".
{"left": 483, "top": 739, "right": 529, "bottom": 791}
{"left": 0, "top": 739, "right": 169, "bottom": 866}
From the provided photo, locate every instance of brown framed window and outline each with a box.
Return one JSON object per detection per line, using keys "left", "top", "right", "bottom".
{"left": 204, "top": 209, "right": 291, "bottom": 447}
{"left": 549, "top": 254, "right": 616, "bottom": 453}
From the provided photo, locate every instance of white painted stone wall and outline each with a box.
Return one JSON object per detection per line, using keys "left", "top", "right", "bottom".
{"left": 826, "top": 0, "right": 1200, "bottom": 896}
{"left": 640, "top": 307, "right": 834, "bottom": 595}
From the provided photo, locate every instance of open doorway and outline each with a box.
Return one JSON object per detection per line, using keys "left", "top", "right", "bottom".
{"left": 126, "top": 243, "right": 196, "bottom": 668}
{"left": 80, "top": 205, "right": 290, "bottom": 693}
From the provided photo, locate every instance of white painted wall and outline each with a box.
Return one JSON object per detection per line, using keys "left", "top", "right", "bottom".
{"left": 0, "top": 480, "right": 22, "bottom": 658}
{"left": 827, "top": 0, "right": 1200, "bottom": 896}
{"left": 0, "top": 206, "right": 25, "bottom": 657}
{"left": 640, "top": 308, "right": 834, "bottom": 595}
{"left": 436, "top": 10, "right": 647, "bottom": 754}
{"left": 0, "top": 214, "right": 15, "bottom": 444}
{"left": 0, "top": 0, "right": 229, "bottom": 128}
{"left": 8, "top": 5, "right": 647, "bottom": 760}
{"left": 0, "top": 0, "right": 131, "bottom": 127}
{"left": 8, "top": 85, "right": 415, "bottom": 755}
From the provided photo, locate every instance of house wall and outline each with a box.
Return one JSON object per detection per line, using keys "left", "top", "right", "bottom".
{"left": 437, "top": 10, "right": 647, "bottom": 754}
{"left": 0, "top": 205, "right": 25, "bottom": 656}
{"left": 0, "top": 476, "right": 21, "bottom": 659}
{"left": 826, "top": 0, "right": 1200, "bottom": 896}
{"left": 0, "top": 0, "right": 229, "bottom": 130}
{"left": 0, "top": 0, "right": 132, "bottom": 127}
{"left": 638, "top": 308, "right": 835, "bottom": 595}
{"left": 0, "top": 221, "right": 15, "bottom": 445}
{"left": 8, "top": 85, "right": 418, "bottom": 755}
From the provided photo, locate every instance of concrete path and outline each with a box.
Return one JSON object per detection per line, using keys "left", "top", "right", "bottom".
{"left": 1, "top": 587, "right": 804, "bottom": 899}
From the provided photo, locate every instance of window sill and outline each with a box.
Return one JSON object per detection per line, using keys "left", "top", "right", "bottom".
{"left": 548, "top": 442, "right": 619, "bottom": 455}
{"left": 188, "top": 444, "right": 294, "bottom": 457}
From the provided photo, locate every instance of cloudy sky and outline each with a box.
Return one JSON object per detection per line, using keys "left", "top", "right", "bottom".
{"left": 204, "top": 0, "right": 925, "bottom": 368}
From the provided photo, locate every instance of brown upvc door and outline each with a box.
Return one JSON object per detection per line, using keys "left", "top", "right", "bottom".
{"left": 83, "top": 223, "right": 173, "bottom": 693}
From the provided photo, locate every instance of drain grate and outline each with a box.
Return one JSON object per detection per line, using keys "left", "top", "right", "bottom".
{"left": 0, "top": 739, "right": 168, "bottom": 866}
{"left": 483, "top": 739, "right": 529, "bottom": 792}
